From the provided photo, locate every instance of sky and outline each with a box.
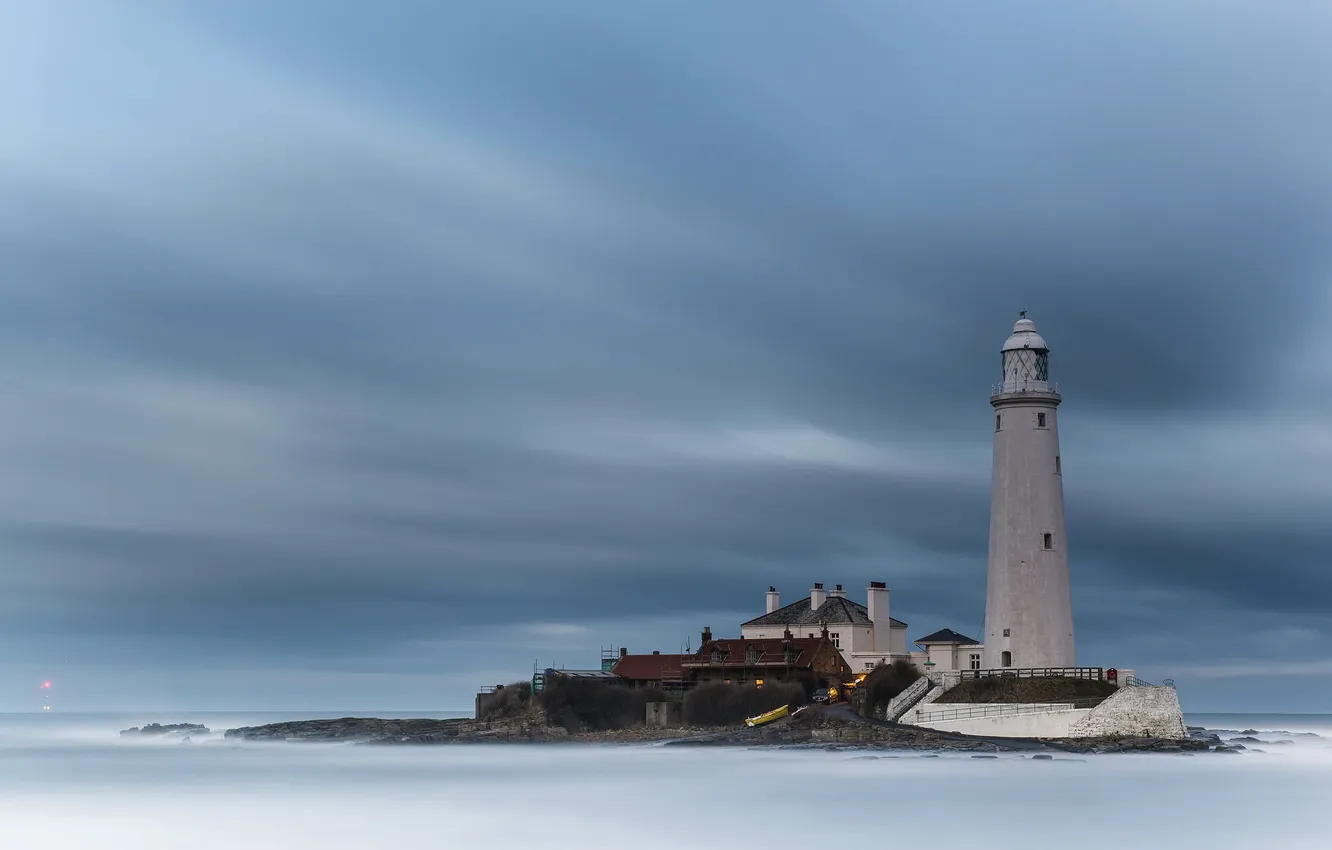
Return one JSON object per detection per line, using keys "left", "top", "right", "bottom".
{"left": 2, "top": 0, "right": 1331, "bottom": 713}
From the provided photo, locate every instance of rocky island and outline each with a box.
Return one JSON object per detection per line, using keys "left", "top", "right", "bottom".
{"left": 217, "top": 705, "right": 1209, "bottom": 754}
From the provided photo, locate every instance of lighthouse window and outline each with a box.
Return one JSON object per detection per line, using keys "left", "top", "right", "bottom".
{"left": 1043, "top": 533, "right": 1053, "bottom": 550}
{"left": 1001, "top": 651, "right": 1012, "bottom": 668}
{"left": 995, "top": 414, "right": 1002, "bottom": 431}
{"left": 1055, "top": 455, "right": 1061, "bottom": 474}
{"left": 1037, "top": 412, "right": 1046, "bottom": 427}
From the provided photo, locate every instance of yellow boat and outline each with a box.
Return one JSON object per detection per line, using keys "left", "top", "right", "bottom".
{"left": 744, "top": 704, "right": 790, "bottom": 727}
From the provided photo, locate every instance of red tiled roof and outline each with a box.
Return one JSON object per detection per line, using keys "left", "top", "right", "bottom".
{"left": 685, "top": 637, "right": 829, "bottom": 670}
{"left": 613, "top": 653, "right": 686, "bottom": 681}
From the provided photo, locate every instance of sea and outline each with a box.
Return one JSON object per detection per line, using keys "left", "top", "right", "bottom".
{"left": 1, "top": 711, "right": 1328, "bottom": 849}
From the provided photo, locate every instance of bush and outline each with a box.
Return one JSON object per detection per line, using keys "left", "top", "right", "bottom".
{"left": 536, "top": 678, "right": 667, "bottom": 732}
{"left": 856, "top": 660, "right": 922, "bottom": 719}
{"left": 933, "top": 676, "right": 1116, "bottom": 704}
{"left": 682, "top": 681, "right": 806, "bottom": 727}
{"left": 476, "top": 681, "right": 532, "bottom": 721}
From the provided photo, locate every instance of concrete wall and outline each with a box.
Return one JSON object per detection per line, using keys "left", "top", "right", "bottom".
{"left": 646, "top": 702, "right": 682, "bottom": 727}
{"left": 1068, "top": 685, "right": 1188, "bottom": 739}
{"left": 918, "top": 707, "right": 1092, "bottom": 738}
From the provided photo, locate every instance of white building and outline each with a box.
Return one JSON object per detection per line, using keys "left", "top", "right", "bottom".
{"left": 909, "top": 628, "right": 984, "bottom": 673}
{"left": 740, "top": 582, "right": 912, "bottom": 672}
{"left": 983, "top": 313, "right": 1076, "bottom": 669}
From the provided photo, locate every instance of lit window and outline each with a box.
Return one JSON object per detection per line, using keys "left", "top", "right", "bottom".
{"left": 1001, "top": 651, "right": 1012, "bottom": 668}
{"left": 1037, "top": 412, "right": 1046, "bottom": 427}
{"left": 755, "top": 679, "right": 764, "bottom": 687}
{"left": 1043, "top": 533, "right": 1053, "bottom": 550}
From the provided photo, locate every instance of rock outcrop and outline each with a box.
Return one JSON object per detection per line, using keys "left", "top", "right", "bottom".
{"left": 120, "top": 723, "right": 210, "bottom": 738}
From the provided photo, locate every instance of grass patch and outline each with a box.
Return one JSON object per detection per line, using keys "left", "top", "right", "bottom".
{"left": 933, "top": 677, "right": 1117, "bottom": 704}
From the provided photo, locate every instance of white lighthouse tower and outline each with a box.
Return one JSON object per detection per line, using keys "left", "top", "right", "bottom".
{"left": 982, "top": 312, "right": 1075, "bottom": 670}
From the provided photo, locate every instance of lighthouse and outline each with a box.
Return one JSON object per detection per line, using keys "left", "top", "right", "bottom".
{"left": 982, "top": 313, "right": 1075, "bottom": 670}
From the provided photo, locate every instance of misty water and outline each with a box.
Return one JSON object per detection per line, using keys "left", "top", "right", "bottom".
{"left": 1, "top": 712, "right": 1329, "bottom": 848}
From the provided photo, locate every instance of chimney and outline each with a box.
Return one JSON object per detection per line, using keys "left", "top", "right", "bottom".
{"left": 782, "top": 627, "right": 793, "bottom": 641}
{"left": 867, "top": 581, "right": 890, "bottom": 652}
{"left": 701, "top": 626, "right": 713, "bottom": 645}
{"left": 619, "top": 647, "right": 628, "bottom": 659}
{"left": 766, "top": 586, "right": 781, "bottom": 614}
{"left": 809, "top": 582, "right": 827, "bottom": 611}
{"left": 829, "top": 583, "right": 846, "bottom": 599}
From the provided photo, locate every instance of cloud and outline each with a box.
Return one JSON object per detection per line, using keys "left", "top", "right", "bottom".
{"left": 1, "top": 0, "right": 1331, "bottom": 710}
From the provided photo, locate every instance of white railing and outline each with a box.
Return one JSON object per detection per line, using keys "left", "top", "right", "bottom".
{"left": 914, "top": 700, "right": 1096, "bottom": 724}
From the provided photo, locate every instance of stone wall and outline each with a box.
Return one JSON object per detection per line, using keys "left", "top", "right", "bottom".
{"left": 1068, "top": 685, "right": 1187, "bottom": 739}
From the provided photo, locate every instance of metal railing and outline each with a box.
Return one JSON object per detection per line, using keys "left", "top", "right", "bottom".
{"left": 961, "top": 667, "right": 1105, "bottom": 681}
{"left": 1124, "top": 675, "right": 1175, "bottom": 688}
{"left": 915, "top": 697, "right": 1105, "bottom": 724}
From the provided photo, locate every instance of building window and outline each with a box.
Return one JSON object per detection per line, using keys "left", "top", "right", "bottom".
{"left": 1055, "top": 455, "right": 1061, "bottom": 474}
{"left": 969, "top": 654, "right": 981, "bottom": 670}
{"left": 1002, "top": 628, "right": 1010, "bottom": 637}
{"left": 1037, "top": 412, "right": 1046, "bottom": 427}
{"left": 1043, "top": 533, "right": 1053, "bottom": 550}
{"left": 864, "top": 663, "right": 875, "bottom": 670}
{"left": 1001, "top": 651, "right": 1012, "bottom": 668}
{"left": 830, "top": 632, "right": 841, "bottom": 648}
{"left": 745, "top": 646, "right": 760, "bottom": 665}
{"left": 755, "top": 679, "right": 764, "bottom": 687}
{"left": 995, "top": 414, "right": 1002, "bottom": 431}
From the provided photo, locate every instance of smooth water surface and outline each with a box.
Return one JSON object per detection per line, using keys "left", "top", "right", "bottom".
{"left": 1, "top": 712, "right": 1328, "bottom": 849}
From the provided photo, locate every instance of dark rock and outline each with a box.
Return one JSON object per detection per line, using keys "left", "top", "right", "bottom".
{"left": 121, "top": 723, "right": 210, "bottom": 738}
{"left": 1241, "top": 729, "right": 1260, "bottom": 735}
{"left": 1230, "top": 736, "right": 1262, "bottom": 744}
{"left": 1213, "top": 745, "right": 1243, "bottom": 754}
{"left": 1031, "top": 754, "right": 1053, "bottom": 760}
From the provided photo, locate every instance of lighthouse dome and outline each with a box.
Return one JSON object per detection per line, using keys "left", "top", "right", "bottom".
{"left": 1002, "top": 315, "right": 1049, "bottom": 352}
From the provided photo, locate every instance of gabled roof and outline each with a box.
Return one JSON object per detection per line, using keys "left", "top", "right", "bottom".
{"left": 914, "top": 628, "right": 981, "bottom": 646}
{"left": 685, "top": 637, "right": 833, "bottom": 670}
{"left": 741, "top": 595, "right": 907, "bottom": 629}
{"left": 613, "top": 654, "right": 686, "bottom": 681}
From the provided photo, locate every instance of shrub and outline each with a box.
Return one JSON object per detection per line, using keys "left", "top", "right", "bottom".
{"left": 476, "top": 681, "right": 532, "bottom": 720}
{"left": 856, "top": 660, "right": 922, "bottom": 719}
{"left": 682, "top": 681, "right": 806, "bottom": 727}
{"left": 536, "top": 678, "right": 667, "bottom": 732}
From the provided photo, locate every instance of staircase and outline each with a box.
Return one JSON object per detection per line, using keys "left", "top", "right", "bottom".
{"left": 883, "top": 675, "right": 934, "bottom": 722}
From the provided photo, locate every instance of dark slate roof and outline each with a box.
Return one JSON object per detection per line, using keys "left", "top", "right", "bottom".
{"left": 914, "top": 628, "right": 981, "bottom": 645}
{"left": 741, "top": 595, "right": 907, "bottom": 629}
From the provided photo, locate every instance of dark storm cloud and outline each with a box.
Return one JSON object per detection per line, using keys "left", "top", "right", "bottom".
{"left": 2, "top": 0, "right": 1331, "bottom": 708}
